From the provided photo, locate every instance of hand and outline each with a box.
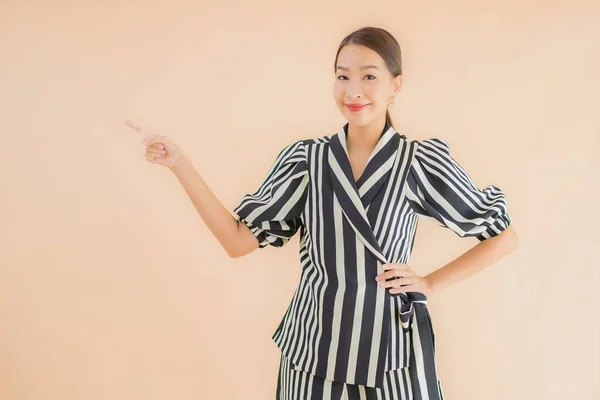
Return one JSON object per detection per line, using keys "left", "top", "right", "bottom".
{"left": 124, "top": 120, "right": 184, "bottom": 169}
{"left": 374, "top": 263, "right": 434, "bottom": 297}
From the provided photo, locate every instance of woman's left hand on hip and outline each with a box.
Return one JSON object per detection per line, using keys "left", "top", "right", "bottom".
{"left": 375, "top": 263, "right": 433, "bottom": 296}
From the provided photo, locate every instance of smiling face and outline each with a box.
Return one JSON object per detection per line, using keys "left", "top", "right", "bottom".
{"left": 334, "top": 44, "right": 402, "bottom": 127}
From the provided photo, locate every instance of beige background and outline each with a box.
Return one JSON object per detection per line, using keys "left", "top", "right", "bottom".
{"left": 1, "top": 1, "right": 599, "bottom": 399}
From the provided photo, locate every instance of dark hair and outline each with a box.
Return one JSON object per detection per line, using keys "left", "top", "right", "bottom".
{"left": 333, "top": 26, "right": 402, "bottom": 128}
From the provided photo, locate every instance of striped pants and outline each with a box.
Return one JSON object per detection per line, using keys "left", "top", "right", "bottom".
{"left": 276, "top": 353, "right": 416, "bottom": 400}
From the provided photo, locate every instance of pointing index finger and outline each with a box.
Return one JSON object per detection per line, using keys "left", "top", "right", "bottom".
{"left": 125, "top": 119, "right": 154, "bottom": 140}
{"left": 124, "top": 119, "right": 141, "bottom": 132}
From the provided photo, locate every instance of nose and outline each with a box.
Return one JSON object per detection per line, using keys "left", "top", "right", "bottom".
{"left": 345, "top": 81, "right": 363, "bottom": 101}
{"left": 345, "top": 91, "right": 363, "bottom": 101}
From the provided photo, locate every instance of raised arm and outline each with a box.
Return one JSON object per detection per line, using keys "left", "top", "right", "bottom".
{"left": 170, "top": 155, "right": 260, "bottom": 258}
{"left": 124, "top": 120, "right": 259, "bottom": 258}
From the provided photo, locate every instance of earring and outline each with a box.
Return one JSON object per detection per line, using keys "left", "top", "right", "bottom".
{"left": 389, "top": 95, "right": 397, "bottom": 104}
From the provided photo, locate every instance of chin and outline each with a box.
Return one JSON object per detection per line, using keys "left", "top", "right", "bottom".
{"left": 345, "top": 112, "right": 374, "bottom": 126}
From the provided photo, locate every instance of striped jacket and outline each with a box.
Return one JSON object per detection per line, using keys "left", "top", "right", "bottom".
{"left": 233, "top": 121, "right": 511, "bottom": 397}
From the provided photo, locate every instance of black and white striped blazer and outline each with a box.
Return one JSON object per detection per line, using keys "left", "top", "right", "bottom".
{"left": 233, "top": 121, "right": 511, "bottom": 397}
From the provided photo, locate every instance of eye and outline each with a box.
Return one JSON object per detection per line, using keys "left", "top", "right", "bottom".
{"left": 337, "top": 75, "right": 376, "bottom": 81}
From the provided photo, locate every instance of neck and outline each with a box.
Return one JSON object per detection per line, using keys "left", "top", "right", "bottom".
{"left": 346, "top": 118, "right": 388, "bottom": 153}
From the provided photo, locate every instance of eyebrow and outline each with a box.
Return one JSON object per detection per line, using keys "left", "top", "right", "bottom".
{"left": 336, "top": 65, "right": 380, "bottom": 71}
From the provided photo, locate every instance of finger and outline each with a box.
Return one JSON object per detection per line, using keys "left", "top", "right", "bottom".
{"left": 379, "top": 277, "right": 414, "bottom": 288}
{"left": 377, "top": 268, "right": 413, "bottom": 281}
{"left": 124, "top": 120, "right": 142, "bottom": 133}
{"left": 379, "top": 277, "right": 415, "bottom": 289}
{"left": 377, "top": 263, "right": 407, "bottom": 281}
{"left": 393, "top": 269, "right": 415, "bottom": 278}
{"left": 143, "top": 134, "right": 161, "bottom": 146}
{"left": 145, "top": 151, "right": 166, "bottom": 162}
{"left": 145, "top": 152, "right": 158, "bottom": 162}
{"left": 146, "top": 146, "right": 166, "bottom": 155}
{"left": 389, "top": 284, "right": 419, "bottom": 294}
{"left": 382, "top": 263, "right": 408, "bottom": 271}
{"left": 146, "top": 143, "right": 166, "bottom": 152}
{"left": 125, "top": 120, "right": 159, "bottom": 141}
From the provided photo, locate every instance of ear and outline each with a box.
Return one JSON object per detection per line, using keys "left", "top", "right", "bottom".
{"left": 392, "top": 75, "right": 403, "bottom": 95}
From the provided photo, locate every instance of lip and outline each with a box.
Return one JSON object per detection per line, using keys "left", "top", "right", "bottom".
{"left": 345, "top": 103, "right": 370, "bottom": 112}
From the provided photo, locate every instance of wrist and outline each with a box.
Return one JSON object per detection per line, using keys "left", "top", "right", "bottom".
{"left": 424, "top": 274, "right": 438, "bottom": 296}
{"left": 170, "top": 154, "right": 191, "bottom": 174}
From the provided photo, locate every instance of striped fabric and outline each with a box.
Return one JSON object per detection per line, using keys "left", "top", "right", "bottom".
{"left": 276, "top": 351, "right": 430, "bottom": 400}
{"left": 233, "top": 122, "right": 511, "bottom": 399}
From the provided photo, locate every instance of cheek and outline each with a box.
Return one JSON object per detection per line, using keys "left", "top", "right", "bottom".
{"left": 333, "top": 83, "right": 344, "bottom": 102}
{"left": 366, "top": 84, "right": 386, "bottom": 102}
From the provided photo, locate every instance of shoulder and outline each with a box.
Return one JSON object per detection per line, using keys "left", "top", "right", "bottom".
{"left": 278, "top": 134, "right": 332, "bottom": 151}
{"left": 301, "top": 134, "right": 334, "bottom": 148}
{"left": 270, "top": 130, "right": 334, "bottom": 168}
{"left": 411, "top": 137, "right": 450, "bottom": 151}
{"left": 286, "top": 130, "right": 336, "bottom": 155}
{"left": 395, "top": 134, "right": 454, "bottom": 170}
{"left": 271, "top": 139, "right": 308, "bottom": 167}
{"left": 408, "top": 137, "right": 452, "bottom": 160}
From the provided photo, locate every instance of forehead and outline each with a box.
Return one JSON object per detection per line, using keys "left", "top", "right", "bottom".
{"left": 336, "top": 44, "right": 385, "bottom": 69}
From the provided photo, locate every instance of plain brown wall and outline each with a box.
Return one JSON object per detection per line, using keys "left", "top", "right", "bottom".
{"left": 1, "top": 1, "right": 599, "bottom": 399}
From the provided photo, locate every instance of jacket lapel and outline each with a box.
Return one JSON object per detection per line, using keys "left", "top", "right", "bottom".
{"left": 327, "top": 122, "right": 401, "bottom": 264}
{"left": 356, "top": 125, "right": 400, "bottom": 207}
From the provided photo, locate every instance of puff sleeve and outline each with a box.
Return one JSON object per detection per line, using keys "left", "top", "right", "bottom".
{"left": 233, "top": 139, "right": 310, "bottom": 248}
{"left": 406, "top": 138, "right": 511, "bottom": 241}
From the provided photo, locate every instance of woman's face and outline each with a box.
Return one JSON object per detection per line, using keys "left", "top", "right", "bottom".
{"left": 334, "top": 44, "right": 402, "bottom": 127}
